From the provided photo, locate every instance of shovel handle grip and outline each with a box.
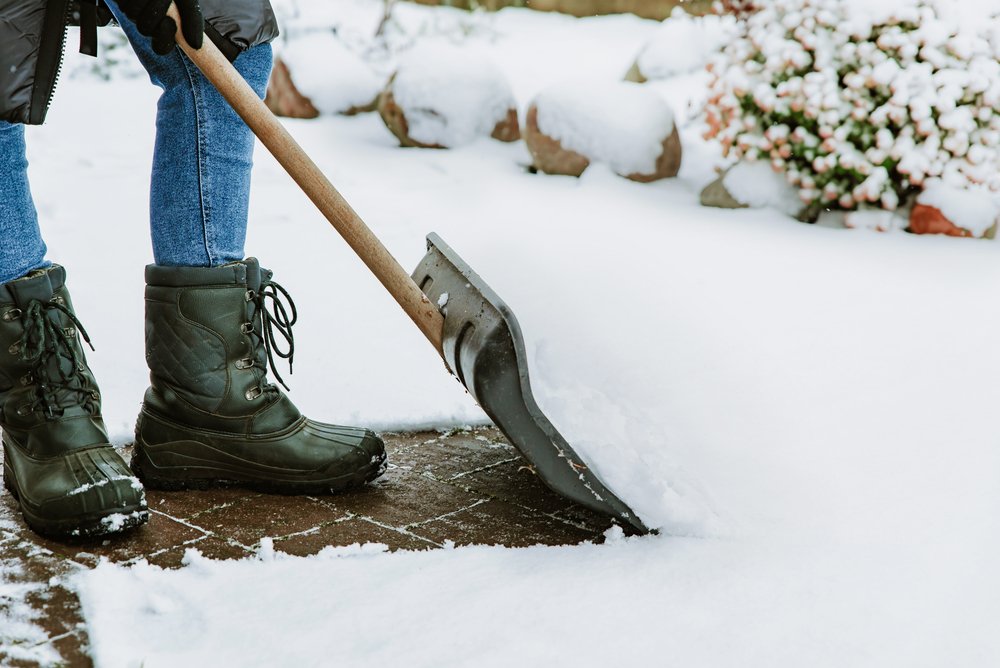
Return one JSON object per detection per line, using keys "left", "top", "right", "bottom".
{"left": 166, "top": 4, "right": 445, "bottom": 354}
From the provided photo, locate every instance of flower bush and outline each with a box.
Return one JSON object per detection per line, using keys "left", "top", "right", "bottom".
{"left": 712, "top": 1, "right": 760, "bottom": 20}
{"left": 703, "top": 0, "right": 1000, "bottom": 218}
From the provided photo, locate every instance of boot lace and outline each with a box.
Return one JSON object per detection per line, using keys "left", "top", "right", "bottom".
{"left": 245, "top": 279, "right": 297, "bottom": 394}
{"left": 17, "top": 299, "right": 97, "bottom": 419}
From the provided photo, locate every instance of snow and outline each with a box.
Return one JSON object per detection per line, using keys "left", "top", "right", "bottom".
{"left": 722, "top": 160, "right": 804, "bottom": 216}
{"left": 0, "top": 524, "right": 62, "bottom": 666}
{"left": 843, "top": 208, "right": 908, "bottom": 232}
{"left": 33, "top": 1, "right": 1000, "bottom": 664}
{"left": 842, "top": 0, "right": 997, "bottom": 32}
{"left": 74, "top": 525, "right": 1000, "bottom": 667}
{"left": 918, "top": 180, "right": 1000, "bottom": 236}
{"left": 66, "top": 475, "right": 143, "bottom": 497}
{"left": 635, "top": 9, "right": 736, "bottom": 79}
{"left": 99, "top": 511, "right": 147, "bottom": 533}
{"left": 389, "top": 44, "right": 516, "bottom": 147}
{"left": 276, "top": 32, "right": 384, "bottom": 115}
{"left": 533, "top": 81, "right": 675, "bottom": 176}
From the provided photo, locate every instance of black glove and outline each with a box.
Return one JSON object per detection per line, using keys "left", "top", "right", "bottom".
{"left": 118, "top": 0, "right": 204, "bottom": 55}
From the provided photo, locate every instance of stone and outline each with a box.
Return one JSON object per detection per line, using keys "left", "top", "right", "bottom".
{"left": 378, "top": 81, "right": 520, "bottom": 149}
{"left": 264, "top": 56, "right": 320, "bottom": 120}
{"left": 699, "top": 172, "right": 749, "bottom": 209}
{"left": 491, "top": 108, "right": 522, "bottom": 143}
{"left": 701, "top": 162, "right": 806, "bottom": 218}
{"left": 624, "top": 61, "right": 647, "bottom": 83}
{"left": 270, "top": 34, "right": 384, "bottom": 117}
{"left": 523, "top": 104, "right": 591, "bottom": 177}
{"left": 377, "top": 46, "right": 520, "bottom": 149}
{"left": 378, "top": 84, "right": 442, "bottom": 149}
{"left": 628, "top": 126, "right": 683, "bottom": 182}
{"left": 909, "top": 203, "right": 998, "bottom": 239}
{"left": 524, "top": 97, "right": 682, "bottom": 182}
{"left": 623, "top": 10, "right": 735, "bottom": 82}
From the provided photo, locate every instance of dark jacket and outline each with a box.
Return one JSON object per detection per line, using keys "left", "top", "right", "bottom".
{"left": 0, "top": 0, "right": 278, "bottom": 125}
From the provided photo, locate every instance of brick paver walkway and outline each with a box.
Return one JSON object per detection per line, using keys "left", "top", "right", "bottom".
{"left": 1, "top": 427, "right": 615, "bottom": 666}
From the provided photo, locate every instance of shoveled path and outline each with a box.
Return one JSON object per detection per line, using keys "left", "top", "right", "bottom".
{"left": 0, "top": 427, "right": 616, "bottom": 667}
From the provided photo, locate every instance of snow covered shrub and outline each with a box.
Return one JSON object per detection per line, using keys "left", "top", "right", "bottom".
{"left": 625, "top": 9, "right": 736, "bottom": 82}
{"left": 378, "top": 45, "right": 519, "bottom": 149}
{"left": 704, "top": 0, "right": 1000, "bottom": 219}
{"left": 712, "top": 0, "right": 761, "bottom": 19}
{"left": 525, "top": 81, "right": 681, "bottom": 182}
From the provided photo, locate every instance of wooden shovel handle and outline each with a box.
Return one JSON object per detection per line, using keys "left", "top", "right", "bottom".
{"left": 166, "top": 4, "right": 445, "bottom": 354}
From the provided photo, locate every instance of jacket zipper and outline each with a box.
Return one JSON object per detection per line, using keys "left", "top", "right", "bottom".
{"left": 29, "top": 0, "right": 73, "bottom": 125}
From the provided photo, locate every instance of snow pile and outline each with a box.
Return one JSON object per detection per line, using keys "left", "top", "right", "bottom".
{"left": 532, "top": 82, "right": 675, "bottom": 176}
{"left": 842, "top": 208, "right": 908, "bottom": 232}
{"left": 635, "top": 9, "right": 736, "bottom": 79}
{"left": 704, "top": 0, "right": 1000, "bottom": 214}
{"left": 75, "top": 510, "right": 1000, "bottom": 667}
{"left": 918, "top": 180, "right": 1000, "bottom": 236}
{"left": 277, "top": 32, "right": 384, "bottom": 115}
{"left": 389, "top": 44, "right": 516, "bottom": 147}
{"left": 723, "top": 160, "right": 803, "bottom": 216}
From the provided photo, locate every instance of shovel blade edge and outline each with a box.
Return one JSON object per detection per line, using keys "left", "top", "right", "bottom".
{"left": 412, "top": 233, "right": 649, "bottom": 535}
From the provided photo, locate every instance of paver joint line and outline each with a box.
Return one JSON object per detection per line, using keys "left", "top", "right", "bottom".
{"left": 149, "top": 509, "right": 214, "bottom": 536}
{"left": 354, "top": 515, "right": 446, "bottom": 549}
{"left": 403, "top": 498, "right": 490, "bottom": 530}
{"left": 447, "top": 456, "right": 523, "bottom": 481}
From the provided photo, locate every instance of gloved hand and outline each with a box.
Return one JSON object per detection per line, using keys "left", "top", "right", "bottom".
{"left": 117, "top": 0, "right": 204, "bottom": 55}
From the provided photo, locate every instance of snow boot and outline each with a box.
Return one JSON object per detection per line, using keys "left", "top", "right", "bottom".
{"left": 132, "top": 259, "right": 387, "bottom": 493}
{"left": 0, "top": 266, "right": 148, "bottom": 538}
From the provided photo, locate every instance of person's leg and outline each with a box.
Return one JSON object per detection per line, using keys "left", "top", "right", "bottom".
{"left": 102, "top": 0, "right": 272, "bottom": 267}
{"left": 98, "top": 2, "right": 387, "bottom": 492}
{"left": 0, "top": 129, "right": 147, "bottom": 539}
{"left": 0, "top": 122, "right": 49, "bottom": 284}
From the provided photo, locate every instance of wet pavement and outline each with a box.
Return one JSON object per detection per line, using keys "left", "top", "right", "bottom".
{"left": 0, "top": 427, "right": 616, "bottom": 666}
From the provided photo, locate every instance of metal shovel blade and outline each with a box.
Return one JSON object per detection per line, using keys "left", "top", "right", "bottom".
{"left": 412, "top": 234, "right": 649, "bottom": 534}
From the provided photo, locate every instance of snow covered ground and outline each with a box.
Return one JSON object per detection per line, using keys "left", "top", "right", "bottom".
{"left": 0, "top": 519, "right": 62, "bottom": 666}
{"left": 13, "top": 0, "right": 1000, "bottom": 665}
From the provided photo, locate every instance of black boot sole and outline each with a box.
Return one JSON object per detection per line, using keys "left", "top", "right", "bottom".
{"left": 130, "top": 438, "right": 388, "bottom": 495}
{"left": 3, "top": 462, "right": 149, "bottom": 539}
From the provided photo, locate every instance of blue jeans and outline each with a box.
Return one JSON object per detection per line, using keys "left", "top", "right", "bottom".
{"left": 0, "top": 2, "right": 272, "bottom": 285}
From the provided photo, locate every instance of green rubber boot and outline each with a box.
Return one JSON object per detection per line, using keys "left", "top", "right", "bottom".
{"left": 0, "top": 266, "right": 148, "bottom": 538}
{"left": 132, "top": 259, "right": 387, "bottom": 493}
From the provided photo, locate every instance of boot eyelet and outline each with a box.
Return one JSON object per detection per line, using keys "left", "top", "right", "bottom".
{"left": 90, "top": 391, "right": 100, "bottom": 401}
{"left": 2, "top": 308, "right": 21, "bottom": 321}
{"left": 245, "top": 386, "right": 263, "bottom": 401}
{"left": 8, "top": 342, "right": 21, "bottom": 355}
{"left": 235, "top": 358, "right": 254, "bottom": 370}
{"left": 19, "top": 374, "right": 32, "bottom": 386}
{"left": 16, "top": 404, "right": 32, "bottom": 417}
{"left": 240, "top": 322, "right": 254, "bottom": 335}
{"left": 50, "top": 296, "right": 65, "bottom": 305}
{"left": 64, "top": 327, "right": 76, "bottom": 338}
{"left": 245, "top": 290, "right": 256, "bottom": 302}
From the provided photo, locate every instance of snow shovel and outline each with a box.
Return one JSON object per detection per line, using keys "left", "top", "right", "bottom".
{"left": 167, "top": 6, "right": 649, "bottom": 534}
